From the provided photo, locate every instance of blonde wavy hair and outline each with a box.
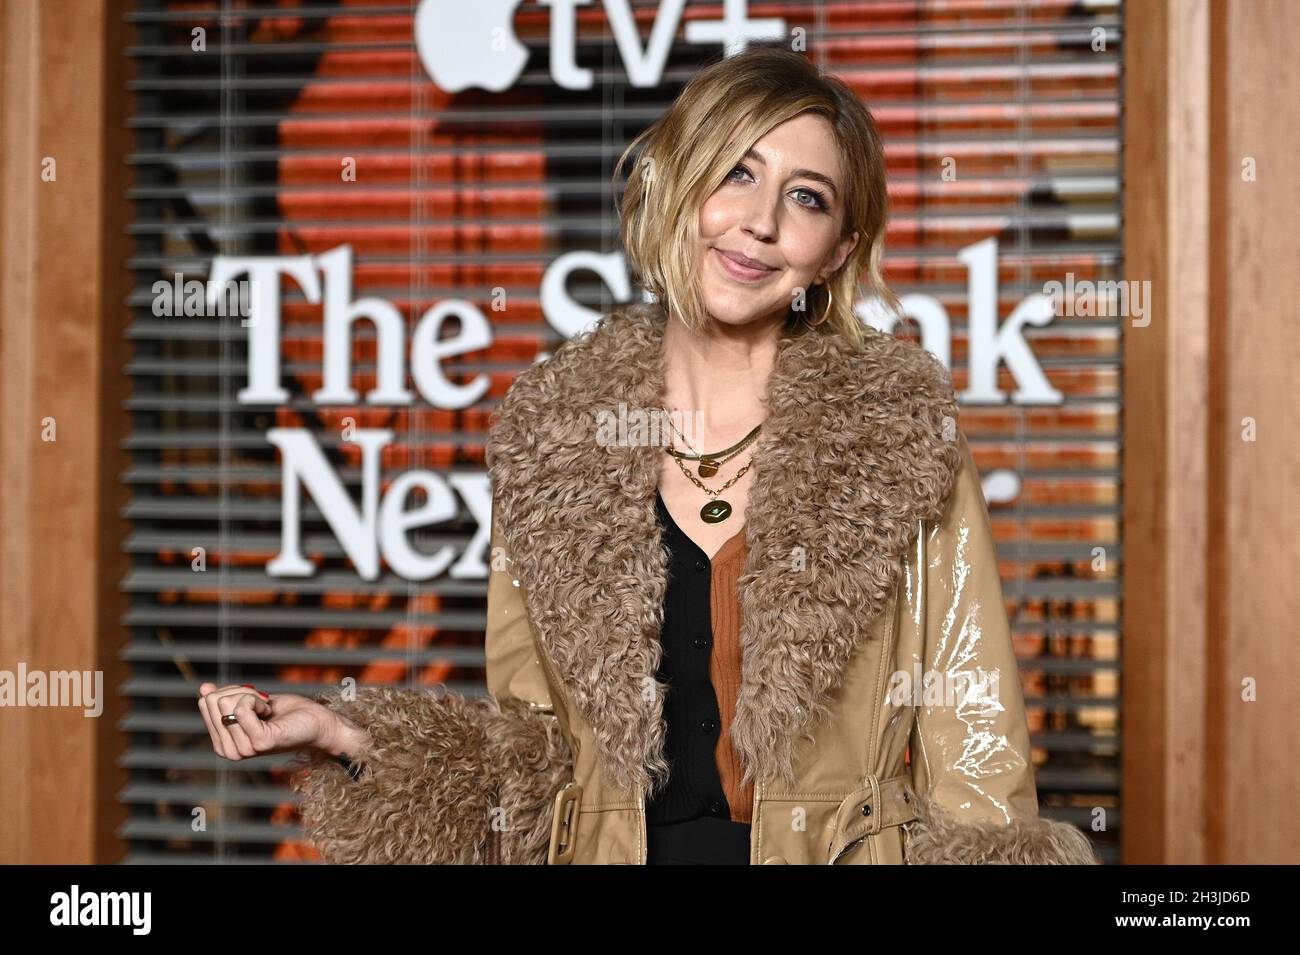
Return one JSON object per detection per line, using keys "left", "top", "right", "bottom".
{"left": 614, "top": 47, "right": 896, "bottom": 348}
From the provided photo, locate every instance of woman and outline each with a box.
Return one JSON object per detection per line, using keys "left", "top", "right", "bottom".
{"left": 198, "top": 48, "right": 1096, "bottom": 865}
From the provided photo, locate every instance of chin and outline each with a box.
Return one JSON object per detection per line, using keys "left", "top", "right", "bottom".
{"left": 711, "top": 307, "right": 785, "bottom": 332}
{"left": 703, "top": 307, "right": 753, "bottom": 327}
{"left": 700, "top": 291, "right": 779, "bottom": 328}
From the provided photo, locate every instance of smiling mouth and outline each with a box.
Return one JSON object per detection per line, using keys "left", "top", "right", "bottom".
{"left": 713, "top": 247, "right": 777, "bottom": 282}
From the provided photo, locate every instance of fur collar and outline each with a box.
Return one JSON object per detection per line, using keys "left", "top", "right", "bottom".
{"left": 485, "top": 302, "right": 962, "bottom": 796}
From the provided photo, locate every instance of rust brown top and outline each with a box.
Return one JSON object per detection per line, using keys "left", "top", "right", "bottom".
{"left": 708, "top": 527, "right": 754, "bottom": 824}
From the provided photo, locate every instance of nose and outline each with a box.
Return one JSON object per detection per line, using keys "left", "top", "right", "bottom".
{"left": 740, "top": 187, "right": 778, "bottom": 243}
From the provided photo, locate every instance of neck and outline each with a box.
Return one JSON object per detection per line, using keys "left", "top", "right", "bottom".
{"left": 660, "top": 309, "right": 784, "bottom": 439}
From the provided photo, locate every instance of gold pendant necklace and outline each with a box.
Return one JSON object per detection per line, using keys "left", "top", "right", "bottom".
{"left": 666, "top": 422, "right": 761, "bottom": 478}
{"left": 661, "top": 411, "right": 761, "bottom": 523}
{"left": 663, "top": 414, "right": 760, "bottom": 477}
{"left": 666, "top": 440, "right": 755, "bottom": 523}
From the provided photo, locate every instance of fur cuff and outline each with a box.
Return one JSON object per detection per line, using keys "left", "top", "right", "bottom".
{"left": 289, "top": 687, "right": 572, "bottom": 864}
{"left": 482, "top": 698, "right": 574, "bottom": 864}
{"left": 903, "top": 793, "right": 1099, "bottom": 865}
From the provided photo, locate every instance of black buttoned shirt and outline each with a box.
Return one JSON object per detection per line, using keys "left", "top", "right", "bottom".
{"left": 644, "top": 490, "right": 735, "bottom": 825}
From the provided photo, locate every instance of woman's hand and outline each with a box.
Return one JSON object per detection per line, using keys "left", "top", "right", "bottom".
{"left": 197, "top": 683, "right": 339, "bottom": 760}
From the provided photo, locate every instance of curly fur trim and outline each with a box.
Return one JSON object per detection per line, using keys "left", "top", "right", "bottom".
{"left": 288, "top": 687, "right": 572, "bottom": 864}
{"left": 482, "top": 699, "right": 574, "bottom": 864}
{"left": 486, "top": 301, "right": 962, "bottom": 795}
{"left": 903, "top": 792, "right": 1099, "bottom": 865}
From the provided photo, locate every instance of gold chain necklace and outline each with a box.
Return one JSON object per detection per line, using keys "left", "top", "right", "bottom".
{"left": 664, "top": 420, "right": 761, "bottom": 478}
{"left": 662, "top": 414, "right": 759, "bottom": 524}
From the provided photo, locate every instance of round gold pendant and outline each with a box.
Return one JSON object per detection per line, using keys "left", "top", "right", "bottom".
{"left": 697, "top": 458, "right": 719, "bottom": 478}
{"left": 700, "top": 499, "right": 732, "bottom": 523}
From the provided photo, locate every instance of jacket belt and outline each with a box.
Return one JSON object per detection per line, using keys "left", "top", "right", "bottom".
{"left": 548, "top": 774, "right": 917, "bottom": 864}
{"left": 826, "top": 773, "right": 918, "bottom": 862}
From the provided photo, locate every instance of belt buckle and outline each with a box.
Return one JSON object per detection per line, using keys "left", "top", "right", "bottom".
{"left": 547, "top": 782, "right": 582, "bottom": 865}
{"left": 827, "top": 774, "right": 893, "bottom": 863}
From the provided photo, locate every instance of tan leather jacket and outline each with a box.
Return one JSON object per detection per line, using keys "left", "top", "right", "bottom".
{"left": 293, "top": 303, "right": 1097, "bottom": 865}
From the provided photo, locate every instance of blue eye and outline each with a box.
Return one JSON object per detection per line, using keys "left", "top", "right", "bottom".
{"left": 793, "top": 187, "right": 829, "bottom": 211}
{"left": 726, "top": 164, "right": 829, "bottom": 212}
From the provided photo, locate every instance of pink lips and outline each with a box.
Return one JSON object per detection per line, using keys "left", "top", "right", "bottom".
{"left": 713, "top": 247, "right": 776, "bottom": 282}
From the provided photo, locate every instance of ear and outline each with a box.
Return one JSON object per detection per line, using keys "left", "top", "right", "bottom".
{"left": 821, "top": 230, "right": 860, "bottom": 281}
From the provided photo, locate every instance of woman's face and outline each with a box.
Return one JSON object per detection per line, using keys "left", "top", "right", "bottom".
{"left": 694, "top": 112, "right": 860, "bottom": 329}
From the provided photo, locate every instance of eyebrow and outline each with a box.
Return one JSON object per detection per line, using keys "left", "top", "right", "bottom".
{"left": 742, "top": 147, "right": 840, "bottom": 200}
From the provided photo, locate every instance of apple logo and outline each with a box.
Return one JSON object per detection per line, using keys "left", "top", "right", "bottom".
{"left": 415, "top": 0, "right": 527, "bottom": 93}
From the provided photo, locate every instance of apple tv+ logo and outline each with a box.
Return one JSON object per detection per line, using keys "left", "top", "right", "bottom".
{"left": 415, "top": 0, "right": 787, "bottom": 92}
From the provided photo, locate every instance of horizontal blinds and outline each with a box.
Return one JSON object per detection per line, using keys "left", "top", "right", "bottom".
{"left": 123, "top": 0, "right": 1122, "bottom": 862}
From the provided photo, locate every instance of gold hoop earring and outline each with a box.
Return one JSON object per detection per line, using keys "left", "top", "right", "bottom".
{"left": 805, "top": 284, "right": 833, "bottom": 328}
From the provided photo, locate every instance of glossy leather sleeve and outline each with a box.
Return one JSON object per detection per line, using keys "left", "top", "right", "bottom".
{"left": 904, "top": 431, "right": 1097, "bottom": 864}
